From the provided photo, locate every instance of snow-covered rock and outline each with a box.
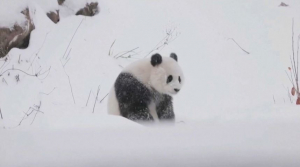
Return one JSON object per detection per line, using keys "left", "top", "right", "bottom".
{"left": 46, "top": 10, "right": 60, "bottom": 23}
{"left": 75, "top": 2, "right": 99, "bottom": 17}
{"left": 0, "top": 8, "right": 35, "bottom": 58}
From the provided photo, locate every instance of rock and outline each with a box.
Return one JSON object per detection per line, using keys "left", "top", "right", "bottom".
{"left": 58, "top": 0, "right": 65, "bottom": 5}
{"left": 0, "top": 8, "right": 35, "bottom": 58}
{"left": 279, "top": 2, "right": 288, "bottom": 7}
{"left": 47, "top": 10, "right": 60, "bottom": 23}
{"left": 76, "top": 2, "right": 99, "bottom": 17}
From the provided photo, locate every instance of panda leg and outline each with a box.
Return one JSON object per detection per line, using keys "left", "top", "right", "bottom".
{"left": 156, "top": 94, "right": 175, "bottom": 121}
{"left": 115, "top": 73, "right": 154, "bottom": 122}
{"left": 120, "top": 104, "right": 154, "bottom": 121}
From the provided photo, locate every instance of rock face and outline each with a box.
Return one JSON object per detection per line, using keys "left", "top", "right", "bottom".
{"left": 0, "top": 8, "right": 35, "bottom": 58}
{"left": 76, "top": 2, "right": 99, "bottom": 17}
{"left": 47, "top": 10, "right": 60, "bottom": 23}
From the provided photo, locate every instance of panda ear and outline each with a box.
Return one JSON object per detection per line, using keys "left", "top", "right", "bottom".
{"left": 151, "top": 53, "right": 162, "bottom": 66}
{"left": 170, "top": 53, "right": 178, "bottom": 62}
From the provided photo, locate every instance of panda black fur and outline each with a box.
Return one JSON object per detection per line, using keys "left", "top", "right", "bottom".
{"left": 107, "top": 53, "right": 184, "bottom": 122}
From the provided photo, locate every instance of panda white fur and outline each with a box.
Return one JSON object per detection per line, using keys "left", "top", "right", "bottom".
{"left": 107, "top": 53, "right": 184, "bottom": 122}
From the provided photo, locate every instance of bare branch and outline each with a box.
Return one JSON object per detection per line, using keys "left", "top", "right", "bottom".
{"left": 30, "top": 110, "right": 44, "bottom": 125}
{"left": 0, "top": 68, "right": 36, "bottom": 77}
{"left": 291, "top": 19, "right": 298, "bottom": 81}
{"left": 285, "top": 70, "right": 296, "bottom": 88}
{"left": 63, "top": 58, "right": 71, "bottom": 68}
{"left": 67, "top": 75, "right": 75, "bottom": 104}
{"left": 86, "top": 89, "right": 92, "bottom": 106}
{"left": 2, "top": 78, "right": 8, "bottom": 85}
{"left": 60, "top": 61, "right": 76, "bottom": 104}
{"left": 145, "top": 27, "right": 179, "bottom": 58}
{"left": 99, "top": 93, "right": 109, "bottom": 103}
{"left": 93, "top": 85, "right": 101, "bottom": 113}
{"left": 39, "top": 87, "right": 56, "bottom": 95}
{"left": 65, "top": 48, "right": 72, "bottom": 60}
{"left": 0, "top": 108, "right": 3, "bottom": 119}
{"left": 228, "top": 38, "right": 250, "bottom": 54}
{"left": 28, "top": 32, "right": 49, "bottom": 70}
{"left": 109, "top": 39, "right": 116, "bottom": 56}
{"left": 297, "top": 35, "right": 300, "bottom": 79}
{"left": 15, "top": 102, "right": 43, "bottom": 127}
{"left": 115, "top": 47, "right": 139, "bottom": 59}
{"left": 62, "top": 19, "right": 84, "bottom": 59}
{"left": 287, "top": 87, "right": 293, "bottom": 103}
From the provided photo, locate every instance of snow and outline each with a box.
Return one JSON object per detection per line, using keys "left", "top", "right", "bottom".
{"left": 0, "top": 0, "right": 28, "bottom": 28}
{"left": 31, "top": 0, "right": 59, "bottom": 13}
{"left": 1, "top": 0, "right": 300, "bottom": 166}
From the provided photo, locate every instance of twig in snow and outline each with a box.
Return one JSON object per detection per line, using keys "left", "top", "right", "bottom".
{"left": 15, "top": 102, "right": 44, "bottom": 127}
{"left": 18, "top": 54, "right": 21, "bottom": 64}
{"left": 0, "top": 108, "right": 3, "bottom": 119}
{"left": 287, "top": 87, "right": 293, "bottom": 103}
{"left": 99, "top": 93, "right": 109, "bottom": 103}
{"left": 63, "top": 58, "right": 71, "bottom": 68}
{"left": 86, "top": 89, "right": 92, "bottom": 106}
{"left": 115, "top": 47, "right": 139, "bottom": 59}
{"left": 60, "top": 60, "right": 76, "bottom": 104}
{"left": 227, "top": 38, "right": 250, "bottom": 54}
{"left": 62, "top": 19, "right": 84, "bottom": 59}
{"left": 37, "top": 67, "right": 52, "bottom": 80}
{"left": 0, "top": 65, "right": 51, "bottom": 81}
{"left": 145, "top": 27, "right": 179, "bottom": 58}
{"left": 0, "top": 55, "right": 11, "bottom": 72}
{"left": 109, "top": 39, "right": 116, "bottom": 56}
{"left": 30, "top": 110, "right": 43, "bottom": 125}
{"left": 0, "top": 68, "right": 37, "bottom": 77}
{"left": 28, "top": 32, "right": 49, "bottom": 70}
{"left": 286, "top": 19, "right": 300, "bottom": 104}
{"left": 39, "top": 87, "right": 56, "bottom": 95}
{"left": 93, "top": 85, "right": 101, "bottom": 113}
{"left": 2, "top": 78, "right": 8, "bottom": 85}
{"left": 65, "top": 48, "right": 72, "bottom": 60}
{"left": 67, "top": 75, "right": 75, "bottom": 104}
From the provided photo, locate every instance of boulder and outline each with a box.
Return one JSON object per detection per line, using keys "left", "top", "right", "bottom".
{"left": 76, "top": 2, "right": 99, "bottom": 17}
{"left": 0, "top": 8, "right": 35, "bottom": 58}
{"left": 47, "top": 10, "right": 60, "bottom": 23}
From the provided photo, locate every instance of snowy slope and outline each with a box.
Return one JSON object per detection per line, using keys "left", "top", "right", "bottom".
{"left": 1, "top": 0, "right": 300, "bottom": 166}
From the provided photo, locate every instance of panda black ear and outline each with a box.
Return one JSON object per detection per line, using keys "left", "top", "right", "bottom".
{"left": 151, "top": 53, "right": 162, "bottom": 66}
{"left": 170, "top": 53, "right": 178, "bottom": 62}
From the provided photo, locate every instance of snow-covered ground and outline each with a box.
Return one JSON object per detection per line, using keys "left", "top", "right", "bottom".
{"left": 1, "top": 0, "right": 300, "bottom": 166}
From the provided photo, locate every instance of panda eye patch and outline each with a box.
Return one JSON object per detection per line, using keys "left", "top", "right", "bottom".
{"left": 179, "top": 76, "right": 181, "bottom": 83}
{"left": 167, "top": 75, "right": 173, "bottom": 84}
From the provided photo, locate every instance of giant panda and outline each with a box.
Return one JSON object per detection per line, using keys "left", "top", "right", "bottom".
{"left": 107, "top": 53, "right": 184, "bottom": 123}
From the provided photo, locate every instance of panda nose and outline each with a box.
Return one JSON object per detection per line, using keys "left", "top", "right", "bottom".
{"left": 174, "top": 89, "right": 180, "bottom": 92}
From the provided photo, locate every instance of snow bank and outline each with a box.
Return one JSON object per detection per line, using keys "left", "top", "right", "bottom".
{"left": 1, "top": 0, "right": 300, "bottom": 166}
{"left": 0, "top": 0, "right": 28, "bottom": 28}
{"left": 31, "top": 0, "right": 59, "bottom": 13}
{"left": 59, "top": 0, "right": 100, "bottom": 18}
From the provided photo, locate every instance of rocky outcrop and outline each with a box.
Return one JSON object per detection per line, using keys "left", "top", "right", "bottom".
{"left": 0, "top": 8, "right": 35, "bottom": 58}
{"left": 76, "top": 2, "right": 99, "bottom": 17}
{"left": 47, "top": 10, "right": 60, "bottom": 23}
{"left": 58, "top": 0, "right": 65, "bottom": 5}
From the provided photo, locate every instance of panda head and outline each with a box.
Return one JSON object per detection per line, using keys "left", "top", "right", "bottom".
{"left": 149, "top": 53, "right": 184, "bottom": 95}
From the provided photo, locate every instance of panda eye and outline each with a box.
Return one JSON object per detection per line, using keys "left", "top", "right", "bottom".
{"left": 167, "top": 75, "right": 173, "bottom": 84}
{"left": 179, "top": 76, "right": 181, "bottom": 83}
